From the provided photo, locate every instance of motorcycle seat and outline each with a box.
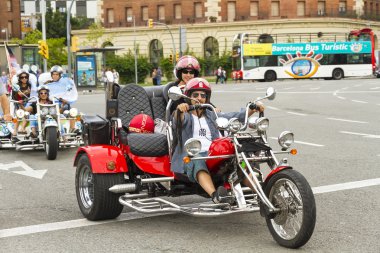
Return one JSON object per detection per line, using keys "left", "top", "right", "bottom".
{"left": 127, "top": 133, "right": 168, "bottom": 157}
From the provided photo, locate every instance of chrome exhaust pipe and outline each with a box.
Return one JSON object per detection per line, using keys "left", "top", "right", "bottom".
{"left": 109, "top": 183, "right": 136, "bottom": 193}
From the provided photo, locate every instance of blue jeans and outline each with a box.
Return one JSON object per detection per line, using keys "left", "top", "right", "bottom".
{"left": 184, "top": 151, "right": 209, "bottom": 183}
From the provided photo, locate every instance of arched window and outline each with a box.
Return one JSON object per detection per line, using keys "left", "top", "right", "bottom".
{"left": 203, "top": 37, "right": 219, "bottom": 75}
{"left": 149, "top": 39, "right": 163, "bottom": 67}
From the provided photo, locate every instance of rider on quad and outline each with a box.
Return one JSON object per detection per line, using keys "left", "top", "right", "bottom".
{"left": 172, "top": 77, "right": 264, "bottom": 204}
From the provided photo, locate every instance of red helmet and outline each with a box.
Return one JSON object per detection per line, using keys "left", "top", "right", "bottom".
{"left": 184, "top": 78, "right": 211, "bottom": 100}
{"left": 128, "top": 114, "right": 155, "bottom": 133}
{"left": 174, "top": 55, "right": 200, "bottom": 79}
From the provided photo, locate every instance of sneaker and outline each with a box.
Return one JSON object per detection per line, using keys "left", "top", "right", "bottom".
{"left": 212, "top": 186, "right": 229, "bottom": 204}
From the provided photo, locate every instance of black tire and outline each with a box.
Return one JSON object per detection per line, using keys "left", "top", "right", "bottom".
{"left": 264, "top": 169, "right": 316, "bottom": 248}
{"left": 75, "top": 154, "right": 124, "bottom": 220}
{"left": 264, "top": 71, "right": 277, "bottom": 82}
{"left": 45, "top": 127, "right": 58, "bottom": 160}
{"left": 332, "top": 69, "right": 343, "bottom": 80}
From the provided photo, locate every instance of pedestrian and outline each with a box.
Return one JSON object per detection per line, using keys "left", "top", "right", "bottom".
{"left": 113, "top": 69, "right": 119, "bottom": 84}
{"left": 215, "top": 66, "right": 222, "bottom": 84}
{"left": 221, "top": 68, "right": 227, "bottom": 84}
{"left": 105, "top": 68, "right": 114, "bottom": 83}
{"left": 152, "top": 68, "right": 158, "bottom": 86}
{"left": 156, "top": 67, "right": 162, "bottom": 85}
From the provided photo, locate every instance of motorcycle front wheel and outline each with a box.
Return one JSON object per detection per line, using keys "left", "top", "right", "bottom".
{"left": 264, "top": 169, "right": 316, "bottom": 248}
{"left": 75, "top": 154, "right": 124, "bottom": 221}
{"left": 45, "top": 127, "right": 58, "bottom": 160}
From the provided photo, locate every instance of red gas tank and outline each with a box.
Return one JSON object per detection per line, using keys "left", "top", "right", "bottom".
{"left": 206, "top": 137, "right": 235, "bottom": 173}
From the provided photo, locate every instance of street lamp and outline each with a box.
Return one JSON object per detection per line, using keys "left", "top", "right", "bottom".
{"left": 1, "top": 28, "right": 8, "bottom": 43}
{"left": 127, "top": 15, "right": 138, "bottom": 84}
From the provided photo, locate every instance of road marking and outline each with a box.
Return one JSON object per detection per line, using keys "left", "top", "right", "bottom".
{"left": 370, "top": 87, "right": 380, "bottom": 90}
{"left": 283, "top": 87, "right": 295, "bottom": 90}
{"left": 0, "top": 161, "right": 47, "bottom": 179}
{"left": 340, "top": 131, "right": 380, "bottom": 139}
{"left": 270, "top": 137, "right": 324, "bottom": 147}
{"left": 327, "top": 118, "right": 368, "bottom": 124}
{"left": 351, "top": 100, "right": 368, "bottom": 104}
{"left": 310, "top": 87, "right": 320, "bottom": 90}
{"left": 336, "top": 96, "right": 346, "bottom": 100}
{"left": 353, "top": 84, "right": 362, "bottom": 87}
{"left": 267, "top": 106, "right": 281, "bottom": 111}
{"left": 313, "top": 178, "right": 380, "bottom": 194}
{"left": 1, "top": 177, "right": 379, "bottom": 238}
{"left": 286, "top": 111, "right": 307, "bottom": 116}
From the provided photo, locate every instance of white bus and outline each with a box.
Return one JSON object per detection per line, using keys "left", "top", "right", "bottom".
{"left": 231, "top": 32, "right": 373, "bottom": 82}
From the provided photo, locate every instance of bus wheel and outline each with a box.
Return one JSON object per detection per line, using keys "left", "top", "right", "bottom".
{"left": 265, "top": 71, "right": 277, "bottom": 82}
{"left": 332, "top": 69, "right": 343, "bottom": 80}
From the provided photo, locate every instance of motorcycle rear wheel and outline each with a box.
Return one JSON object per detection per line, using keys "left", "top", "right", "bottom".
{"left": 264, "top": 169, "right": 316, "bottom": 248}
{"left": 75, "top": 154, "right": 124, "bottom": 220}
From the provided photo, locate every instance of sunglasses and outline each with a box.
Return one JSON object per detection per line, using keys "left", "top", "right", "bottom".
{"left": 191, "top": 92, "right": 207, "bottom": 99}
{"left": 20, "top": 76, "right": 28, "bottom": 79}
{"left": 182, "top": 70, "right": 195, "bottom": 75}
{"left": 39, "top": 92, "right": 48, "bottom": 95}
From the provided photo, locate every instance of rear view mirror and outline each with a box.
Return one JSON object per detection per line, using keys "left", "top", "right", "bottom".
{"left": 168, "top": 86, "right": 184, "bottom": 101}
{"left": 266, "top": 87, "right": 276, "bottom": 100}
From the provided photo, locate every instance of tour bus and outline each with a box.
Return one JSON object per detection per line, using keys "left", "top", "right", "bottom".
{"left": 348, "top": 28, "right": 377, "bottom": 73}
{"left": 231, "top": 31, "right": 373, "bottom": 82}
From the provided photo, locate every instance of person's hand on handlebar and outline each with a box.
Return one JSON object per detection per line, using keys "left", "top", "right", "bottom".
{"left": 177, "top": 103, "right": 190, "bottom": 113}
{"left": 248, "top": 101, "right": 264, "bottom": 117}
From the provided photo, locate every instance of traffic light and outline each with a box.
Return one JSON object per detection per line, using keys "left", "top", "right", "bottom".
{"left": 175, "top": 52, "right": 179, "bottom": 62}
{"left": 71, "top": 36, "right": 79, "bottom": 52}
{"left": 148, "top": 19, "right": 153, "bottom": 28}
{"left": 169, "top": 54, "right": 173, "bottom": 63}
{"left": 38, "top": 40, "right": 49, "bottom": 59}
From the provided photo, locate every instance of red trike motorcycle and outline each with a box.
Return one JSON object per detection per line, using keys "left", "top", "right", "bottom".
{"left": 74, "top": 83, "right": 316, "bottom": 248}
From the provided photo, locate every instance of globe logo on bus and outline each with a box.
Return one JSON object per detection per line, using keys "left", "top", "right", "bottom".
{"left": 279, "top": 51, "right": 323, "bottom": 78}
{"left": 350, "top": 43, "right": 362, "bottom": 53}
{"left": 291, "top": 59, "right": 312, "bottom": 76}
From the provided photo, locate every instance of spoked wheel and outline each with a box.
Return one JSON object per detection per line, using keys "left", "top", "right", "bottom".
{"left": 264, "top": 169, "right": 316, "bottom": 248}
{"left": 45, "top": 127, "right": 58, "bottom": 160}
{"left": 75, "top": 154, "right": 124, "bottom": 220}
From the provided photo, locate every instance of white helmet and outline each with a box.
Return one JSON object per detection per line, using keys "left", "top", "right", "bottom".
{"left": 16, "top": 69, "right": 29, "bottom": 78}
{"left": 38, "top": 85, "right": 50, "bottom": 93}
{"left": 50, "top": 65, "right": 63, "bottom": 74}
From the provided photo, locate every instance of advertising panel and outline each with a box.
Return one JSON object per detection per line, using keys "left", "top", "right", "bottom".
{"left": 76, "top": 55, "right": 97, "bottom": 87}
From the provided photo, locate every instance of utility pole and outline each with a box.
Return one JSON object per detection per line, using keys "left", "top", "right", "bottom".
{"left": 67, "top": 0, "right": 76, "bottom": 79}
{"left": 41, "top": 0, "right": 47, "bottom": 72}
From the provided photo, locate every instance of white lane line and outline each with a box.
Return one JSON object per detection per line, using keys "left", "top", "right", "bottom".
{"left": 351, "top": 100, "right": 368, "bottom": 104}
{"left": 327, "top": 118, "right": 368, "bottom": 124}
{"left": 310, "top": 87, "right": 320, "bottom": 90}
{"left": 286, "top": 111, "right": 307, "bottom": 116}
{"left": 341, "top": 87, "right": 349, "bottom": 90}
{"left": 340, "top": 131, "right": 380, "bottom": 139}
{"left": 283, "top": 87, "right": 295, "bottom": 90}
{"left": 336, "top": 96, "right": 346, "bottom": 100}
{"left": 267, "top": 106, "right": 281, "bottom": 111}
{"left": 1, "top": 177, "right": 380, "bottom": 238}
{"left": 370, "top": 87, "right": 380, "bottom": 90}
{"left": 313, "top": 178, "right": 380, "bottom": 194}
{"left": 353, "top": 84, "right": 362, "bottom": 87}
{"left": 256, "top": 87, "right": 267, "bottom": 90}
{"left": 269, "top": 137, "right": 324, "bottom": 147}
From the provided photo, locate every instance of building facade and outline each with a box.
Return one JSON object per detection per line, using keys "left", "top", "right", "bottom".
{"left": 0, "top": 0, "right": 21, "bottom": 41}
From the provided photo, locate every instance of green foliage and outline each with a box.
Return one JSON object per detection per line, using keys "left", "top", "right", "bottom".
{"left": 46, "top": 38, "right": 67, "bottom": 68}
{"left": 71, "top": 16, "right": 94, "bottom": 30}
{"left": 83, "top": 22, "right": 106, "bottom": 48}
{"left": 160, "top": 58, "right": 174, "bottom": 80}
{"left": 23, "top": 30, "right": 42, "bottom": 44}
{"left": 106, "top": 53, "right": 153, "bottom": 84}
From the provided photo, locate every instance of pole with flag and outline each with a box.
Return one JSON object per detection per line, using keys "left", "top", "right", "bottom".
{"left": 4, "top": 43, "right": 20, "bottom": 90}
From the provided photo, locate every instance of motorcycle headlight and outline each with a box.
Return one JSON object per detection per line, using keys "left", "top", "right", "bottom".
{"left": 69, "top": 108, "right": 78, "bottom": 117}
{"left": 256, "top": 117, "right": 269, "bottom": 132}
{"left": 184, "top": 138, "right": 202, "bottom": 156}
{"left": 278, "top": 131, "right": 294, "bottom": 149}
{"left": 49, "top": 107, "right": 57, "bottom": 116}
{"left": 16, "top": 109, "right": 25, "bottom": 118}
{"left": 228, "top": 118, "right": 241, "bottom": 133}
{"left": 63, "top": 110, "right": 70, "bottom": 117}
{"left": 41, "top": 107, "right": 49, "bottom": 116}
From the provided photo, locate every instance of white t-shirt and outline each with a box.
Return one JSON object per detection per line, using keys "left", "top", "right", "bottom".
{"left": 105, "top": 71, "right": 114, "bottom": 83}
{"left": 192, "top": 114, "right": 212, "bottom": 152}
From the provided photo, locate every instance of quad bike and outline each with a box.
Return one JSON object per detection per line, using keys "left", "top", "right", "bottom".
{"left": 74, "top": 83, "right": 316, "bottom": 248}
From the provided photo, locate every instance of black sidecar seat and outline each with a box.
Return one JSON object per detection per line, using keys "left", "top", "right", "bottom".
{"left": 127, "top": 133, "right": 168, "bottom": 157}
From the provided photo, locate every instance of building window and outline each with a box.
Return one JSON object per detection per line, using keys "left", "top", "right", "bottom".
{"left": 158, "top": 5, "right": 165, "bottom": 20}
{"left": 7, "top": 21, "right": 12, "bottom": 38}
{"left": 204, "top": 37, "right": 219, "bottom": 75}
{"left": 376, "top": 3, "right": 379, "bottom": 16}
{"left": 194, "top": 2, "right": 202, "bottom": 18}
{"left": 56, "top": 1, "right": 66, "bottom": 13}
{"left": 174, "top": 4, "right": 182, "bottom": 19}
{"left": 297, "top": 1, "right": 305, "bottom": 16}
{"left": 107, "top": 9, "right": 114, "bottom": 23}
{"left": 7, "top": 0, "right": 12, "bottom": 11}
{"left": 149, "top": 39, "right": 163, "bottom": 66}
{"left": 250, "top": 2, "right": 258, "bottom": 16}
{"left": 318, "top": 1, "right": 325, "bottom": 16}
{"left": 141, "top": 6, "right": 149, "bottom": 21}
{"left": 125, "top": 7, "right": 133, "bottom": 21}
{"left": 36, "top": 0, "right": 40, "bottom": 13}
{"left": 76, "top": 1, "right": 86, "bottom": 17}
{"left": 227, "top": 2, "right": 236, "bottom": 21}
{"left": 339, "top": 1, "right": 347, "bottom": 13}
{"left": 271, "top": 1, "right": 280, "bottom": 16}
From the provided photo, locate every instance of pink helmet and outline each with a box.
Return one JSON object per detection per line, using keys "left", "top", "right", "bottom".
{"left": 174, "top": 55, "right": 200, "bottom": 79}
{"left": 184, "top": 78, "right": 211, "bottom": 101}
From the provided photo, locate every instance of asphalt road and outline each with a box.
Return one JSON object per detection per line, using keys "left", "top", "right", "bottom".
{"left": 1, "top": 78, "right": 380, "bottom": 252}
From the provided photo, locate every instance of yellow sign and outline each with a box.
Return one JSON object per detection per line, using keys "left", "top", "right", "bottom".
{"left": 243, "top": 44, "right": 272, "bottom": 56}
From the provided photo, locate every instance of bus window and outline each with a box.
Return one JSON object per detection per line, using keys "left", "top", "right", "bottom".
{"left": 243, "top": 56, "right": 259, "bottom": 70}
{"left": 347, "top": 54, "right": 361, "bottom": 64}
{"left": 363, "top": 53, "right": 372, "bottom": 64}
